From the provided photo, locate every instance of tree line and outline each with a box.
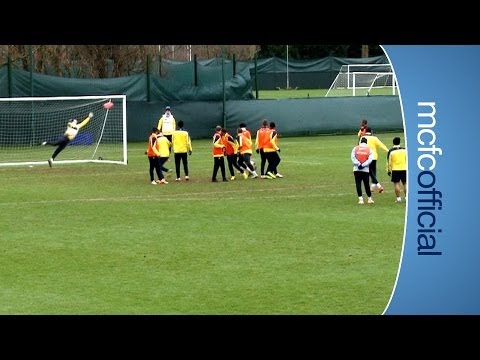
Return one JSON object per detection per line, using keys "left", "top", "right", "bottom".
{"left": 0, "top": 45, "right": 383, "bottom": 78}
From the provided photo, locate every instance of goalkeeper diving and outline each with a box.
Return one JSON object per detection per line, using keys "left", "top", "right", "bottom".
{"left": 42, "top": 112, "right": 93, "bottom": 167}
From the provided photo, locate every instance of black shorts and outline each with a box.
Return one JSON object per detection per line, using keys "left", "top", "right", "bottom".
{"left": 391, "top": 170, "right": 407, "bottom": 184}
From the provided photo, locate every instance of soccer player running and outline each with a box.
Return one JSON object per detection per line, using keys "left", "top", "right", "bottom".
{"left": 263, "top": 122, "right": 281, "bottom": 179}
{"left": 43, "top": 112, "right": 93, "bottom": 167}
{"left": 387, "top": 136, "right": 407, "bottom": 203}
{"left": 268, "top": 122, "right": 283, "bottom": 178}
{"left": 351, "top": 137, "right": 374, "bottom": 204}
{"left": 221, "top": 127, "right": 245, "bottom": 180}
{"left": 255, "top": 119, "right": 271, "bottom": 178}
{"left": 361, "top": 127, "right": 388, "bottom": 193}
{"left": 236, "top": 127, "right": 258, "bottom": 179}
{"left": 171, "top": 120, "right": 192, "bottom": 181}
{"left": 156, "top": 131, "right": 172, "bottom": 180}
{"left": 239, "top": 122, "right": 252, "bottom": 142}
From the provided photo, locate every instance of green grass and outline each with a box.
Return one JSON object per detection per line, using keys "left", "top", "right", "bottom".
{"left": 256, "top": 87, "right": 397, "bottom": 99}
{"left": 257, "top": 88, "right": 329, "bottom": 99}
{"left": 0, "top": 132, "right": 405, "bottom": 314}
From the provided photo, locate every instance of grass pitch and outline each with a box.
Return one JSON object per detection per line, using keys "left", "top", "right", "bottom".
{"left": 256, "top": 87, "right": 397, "bottom": 99}
{"left": 0, "top": 132, "right": 405, "bottom": 314}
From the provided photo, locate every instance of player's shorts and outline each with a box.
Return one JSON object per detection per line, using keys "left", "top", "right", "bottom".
{"left": 391, "top": 170, "right": 406, "bottom": 183}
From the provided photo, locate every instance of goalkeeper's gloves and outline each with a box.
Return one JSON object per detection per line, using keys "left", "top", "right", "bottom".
{"left": 188, "top": 150, "right": 192, "bottom": 155}
{"left": 357, "top": 164, "right": 364, "bottom": 170}
{"left": 89, "top": 112, "right": 94, "bottom": 118}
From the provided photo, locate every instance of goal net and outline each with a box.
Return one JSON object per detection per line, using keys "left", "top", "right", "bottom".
{"left": 0, "top": 95, "right": 127, "bottom": 167}
{"left": 325, "top": 64, "right": 397, "bottom": 97}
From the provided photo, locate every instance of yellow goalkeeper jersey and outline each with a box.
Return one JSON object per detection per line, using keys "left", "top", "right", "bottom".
{"left": 64, "top": 116, "right": 91, "bottom": 140}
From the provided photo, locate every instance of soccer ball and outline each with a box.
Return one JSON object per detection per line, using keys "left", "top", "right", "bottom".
{"left": 103, "top": 100, "right": 114, "bottom": 110}
{"left": 250, "top": 159, "right": 256, "bottom": 170}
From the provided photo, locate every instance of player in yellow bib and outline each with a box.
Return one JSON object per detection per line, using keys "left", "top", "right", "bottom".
{"left": 360, "top": 127, "right": 388, "bottom": 193}
{"left": 171, "top": 120, "right": 193, "bottom": 181}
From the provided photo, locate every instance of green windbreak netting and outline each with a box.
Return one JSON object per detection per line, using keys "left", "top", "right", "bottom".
{"left": 2, "top": 55, "right": 388, "bottom": 101}
{"left": 0, "top": 66, "right": 8, "bottom": 97}
{"left": 225, "top": 95, "right": 402, "bottom": 136}
{"left": 11, "top": 70, "right": 148, "bottom": 99}
{"left": 250, "top": 55, "right": 388, "bottom": 89}
{"left": 8, "top": 62, "right": 254, "bottom": 101}
{"left": 151, "top": 63, "right": 254, "bottom": 101}
{"left": 126, "top": 96, "right": 402, "bottom": 141}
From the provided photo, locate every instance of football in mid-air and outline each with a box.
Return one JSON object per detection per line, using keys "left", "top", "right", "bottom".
{"left": 103, "top": 100, "right": 114, "bottom": 110}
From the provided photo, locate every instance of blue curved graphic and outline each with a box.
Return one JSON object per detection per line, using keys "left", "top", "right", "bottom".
{"left": 382, "top": 45, "right": 480, "bottom": 314}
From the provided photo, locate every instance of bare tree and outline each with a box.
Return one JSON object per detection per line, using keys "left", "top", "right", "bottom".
{"left": 0, "top": 45, "right": 259, "bottom": 78}
{"left": 158, "top": 45, "right": 259, "bottom": 61}
{"left": 0, "top": 45, "right": 31, "bottom": 70}
{"left": 361, "top": 45, "right": 369, "bottom": 58}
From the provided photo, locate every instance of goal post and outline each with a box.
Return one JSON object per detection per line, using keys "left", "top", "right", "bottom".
{"left": 325, "top": 63, "right": 397, "bottom": 97}
{"left": 0, "top": 95, "right": 127, "bottom": 167}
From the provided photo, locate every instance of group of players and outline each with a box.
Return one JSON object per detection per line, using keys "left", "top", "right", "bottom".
{"left": 146, "top": 106, "right": 192, "bottom": 185}
{"left": 352, "top": 119, "right": 407, "bottom": 204}
{"left": 210, "top": 120, "right": 283, "bottom": 182}
{"left": 148, "top": 106, "right": 284, "bottom": 184}
{"left": 41, "top": 107, "right": 406, "bottom": 203}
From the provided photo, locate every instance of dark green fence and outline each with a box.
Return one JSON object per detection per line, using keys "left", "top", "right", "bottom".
{"left": 127, "top": 96, "right": 402, "bottom": 141}
{"left": 0, "top": 55, "right": 388, "bottom": 100}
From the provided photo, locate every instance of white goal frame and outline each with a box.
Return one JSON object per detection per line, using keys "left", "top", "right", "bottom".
{"left": 325, "top": 63, "right": 398, "bottom": 97}
{"left": 0, "top": 95, "right": 127, "bottom": 167}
